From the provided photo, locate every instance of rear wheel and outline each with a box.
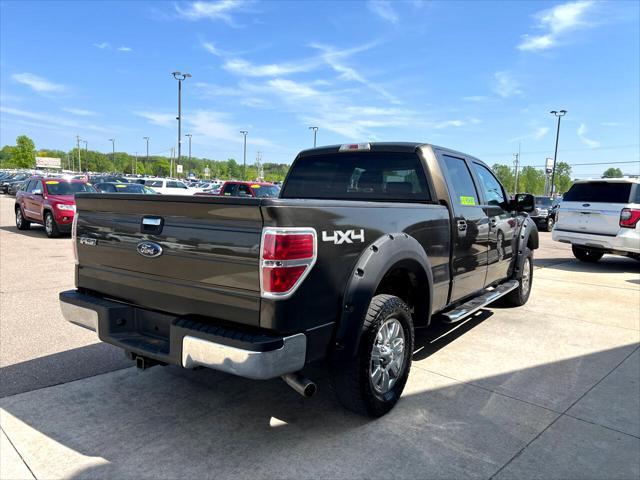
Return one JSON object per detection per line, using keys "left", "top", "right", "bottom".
{"left": 502, "top": 247, "right": 533, "bottom": 307}
{"left": 572, "top": 245, "right": 603, "bottom": 263}
{"left": 545, "top": 217, "right": 554, "bottom": 231}
{"left": 44, "top": 211, "right": 60, "bottom": 238}
{"left": 15, "top": 206, "right": 30, "bottom": 230}
{"left": 331, "top": 294, "right": 414, "bottom": 417}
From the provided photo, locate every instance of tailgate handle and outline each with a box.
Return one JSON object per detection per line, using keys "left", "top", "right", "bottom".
{"left": 141, "top": 216, "right": 164, "bottom": 234}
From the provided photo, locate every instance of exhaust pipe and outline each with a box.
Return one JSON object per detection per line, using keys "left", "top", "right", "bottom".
{"left": 281, "top": 373, "right": 317, "bottom": 398}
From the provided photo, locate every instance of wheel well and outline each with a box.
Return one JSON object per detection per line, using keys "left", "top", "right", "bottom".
{"left": 374, "top": 260, "right": 430, "bottom": 325}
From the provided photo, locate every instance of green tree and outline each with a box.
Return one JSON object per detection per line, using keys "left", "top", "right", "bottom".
{"left": 13, "top": 135, "right": 36, "bottom": 168}
{"left": 519, "top": 166, "right": 546, "bottom": 194}
{"left": 553, "top": 162, "right": 573, "bottom": 194}
{"left": 602, "top": 167, "right": 623, "bottom": 178}
{"left": 492, "top": 164, "right": 515, "bottom": 193}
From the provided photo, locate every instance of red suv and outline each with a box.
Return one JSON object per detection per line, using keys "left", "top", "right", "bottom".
{"left": 15, "top": 177, "right": 95, "bottom": 237}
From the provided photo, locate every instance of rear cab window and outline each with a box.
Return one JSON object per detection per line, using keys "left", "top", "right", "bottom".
{"left": 563, "top": 182, "right": 633, "bottom": 203}
{"left": 281, "top": 152, "right": 431, "bottom": 202}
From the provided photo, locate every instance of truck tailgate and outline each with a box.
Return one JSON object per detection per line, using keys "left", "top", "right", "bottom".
{"left": 74, "top": 194, "right": 263, "bottom": 327}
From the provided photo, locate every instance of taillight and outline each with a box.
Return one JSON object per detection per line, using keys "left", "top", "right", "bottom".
{"left": 620, "top": 208, "right": 640, "bottom": 228}
{"left": 260, "top": 227, "right": 316, "bottom": 298}
{"left": 71, "top": 211, "right": 79, "bottom": 264}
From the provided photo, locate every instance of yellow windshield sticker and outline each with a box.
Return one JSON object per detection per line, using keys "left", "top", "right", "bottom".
{"left": 46, "top": 181, "right": 59, "bottom": 185}
{"left": 251, "top": 184, "right": 261, "bottom": 188}
{"left": 115, "top": 184, "right": 127, "bottom": 188}
{"left": 460, "top": 196, "right": 476, "bottom": 206}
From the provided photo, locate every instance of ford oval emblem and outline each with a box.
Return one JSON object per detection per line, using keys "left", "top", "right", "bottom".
{"left": 137, "top": 241, "right": 163, "bottom": 258}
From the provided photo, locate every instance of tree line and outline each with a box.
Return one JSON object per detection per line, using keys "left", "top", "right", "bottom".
{"left": 0, "top": 135, "right": 291, "bottom": 182}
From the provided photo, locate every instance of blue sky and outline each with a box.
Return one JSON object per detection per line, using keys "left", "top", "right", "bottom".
{"left": 1, "top": 0, "right": 638, "bottom": 177}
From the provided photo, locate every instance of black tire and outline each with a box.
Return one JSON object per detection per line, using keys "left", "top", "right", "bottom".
{"left": 44, "top": 211, "right": 60, "bottom": 238}
{"left": 15, "top": 206, "right": 30, "bottom": 230}
{"left": 331, "top": 294, "right": 414, "bottom": 417}
{"left": 572, "top": 245, "right": 603, "bottom": 263}
{"left": 545, "top": 217, "right": 554, "bottom": 232}
{"left": 502, "top": 247, "right": 533, "bottom": 307}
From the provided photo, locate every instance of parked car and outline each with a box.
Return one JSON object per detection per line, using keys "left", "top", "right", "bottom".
{"left": 212, "top": 181, "right": 280, "bottom": 198}
{"left": 15, "top": 177, "right": 96, "bottom": 237}
{"left": 7, "top": 180, "right": 27, "bottom": 196}
{"left": 552, "top": 178, "right": 640, "bottom": 262}
{"left": 94, "top": 182, "right": 158, "bottom": 194}
{"left": 89, "top": 175, "right": 129, "bottom": 184}
{"left": 60, "top": 142, "right": 538, "bottom": 417}
{"left": 529, "top": 196, "right": 556, "bottom": 231}
{"left": 144, "top": 178, "right": 193, "bottom": 195}
{"left": 1, "top": 172, "right": 31, "bottom": 193}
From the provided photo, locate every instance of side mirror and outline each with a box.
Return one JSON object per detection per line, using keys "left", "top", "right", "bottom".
{"left": 514, "top": 193, "right": 535, "bottom": 213}
{"left": 33, "top": 189, "right": 42, "bottom": 195}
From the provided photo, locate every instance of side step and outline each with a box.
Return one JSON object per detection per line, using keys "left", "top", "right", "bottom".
{"left": 441, "top": 280, "right": 519, "bottom": 324}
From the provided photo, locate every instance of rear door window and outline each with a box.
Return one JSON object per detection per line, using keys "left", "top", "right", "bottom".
{"left": 221, "top": 183, "right": 237, "bottom": 196}
{"left": 441, "top": 155, "right": 479, "bottom": 207}
{"left": 281, "top": 152, "right": 430, "bottom": 202}
{"left": 563, "top": 182, "right": 632, "bottom": 203}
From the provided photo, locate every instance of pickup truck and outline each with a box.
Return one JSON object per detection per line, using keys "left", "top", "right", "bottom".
{"left": 60, "top": 142, "right": 538, "bottom": 417}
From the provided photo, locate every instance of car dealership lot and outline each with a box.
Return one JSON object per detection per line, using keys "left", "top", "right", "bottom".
{"left": 1, "top": 194, "right": 638, "bottom": 479}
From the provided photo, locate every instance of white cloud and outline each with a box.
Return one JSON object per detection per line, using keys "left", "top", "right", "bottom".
{"left": 186, "top": 110, "right": 277, "bottom": 148}
{"left": 12, "top": 73, "right": 66, "bottom": 94}
{"left": 1, "top": 106, "right": 110, "bottom": 133}
{"left": 577, "top": 123, "right": 600, "bottom": 148}
{"left": 462, "top": 95, "right": 491, "bottom": 103}
{"left": 493, "top": 71, "right": 523, "bottom": 98}
{"left": 368, "top": 1, "right": 399, "bottom": 24}
{"left": 175, "top": 0, "right": 248, "bottom": 26}
{"left": 509, "top": 126, "right": 549, "bottom": 143}
{"left": 118, "top": 46, "right": 132, "bottom": 52}
{"left": 202, "top": 41, "right": 223, "bottom": 56}
{"left": 62, "top": 107, "right": 97, "bottom": 116}
{"left": 133, "top": 111, "right": 175, "bottom": 128}
{"left": 93, "top": 42, "right": 110, "bottom": 49}
{"left": 266, "top": 79, "right": 319, "bottom": 98}
{"left": 223, "top": 58, "right": 318, "bottom": 77}
{"left": 518, "top": 1, "right": 595, "bottom": 51}
{"left": 434, "top": 120, "right": 465, "bottom": 129}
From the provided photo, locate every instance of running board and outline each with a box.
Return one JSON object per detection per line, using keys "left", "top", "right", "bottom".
{"left": 441, "top": 280, "right": 519, "bottom": 324}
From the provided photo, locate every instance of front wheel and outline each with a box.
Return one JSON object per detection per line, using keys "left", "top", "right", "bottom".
{"left": 502, "top": 247, "right": 533, "bottom": 307}
{"left": 44, "top": 211, "right": 60, "bottom": 238}
{"left": 331, "top": 294, "right": 414, "bottom": 417}
{"left": 572, "top": 245, "right": 603, "bottom": 262}
{"left": 545, "top": 217, "right": 554, "bottom": 232}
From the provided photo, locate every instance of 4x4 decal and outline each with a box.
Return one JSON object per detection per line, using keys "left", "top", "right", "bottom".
{"left": 321, "top": 229, "right": 365, "bottom": 245}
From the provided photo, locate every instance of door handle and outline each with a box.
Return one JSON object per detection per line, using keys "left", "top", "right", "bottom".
{"left": 457, "top": 220, "right": 467, "bottom": 231}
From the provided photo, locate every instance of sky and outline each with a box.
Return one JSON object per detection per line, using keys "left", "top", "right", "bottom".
{"left": 1, "top": 0, "right": 639, "bottom": 178}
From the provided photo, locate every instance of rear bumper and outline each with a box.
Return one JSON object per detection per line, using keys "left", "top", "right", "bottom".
{"left": 552, "top": 228, "right": 640, "bottom": 254}
{"left": 59, "top": 290, "right": 307, "bottom": 380}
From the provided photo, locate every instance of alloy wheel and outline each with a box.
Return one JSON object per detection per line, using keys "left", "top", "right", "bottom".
{"left": 370, "top": 318, "right": 405, "bottom": 395}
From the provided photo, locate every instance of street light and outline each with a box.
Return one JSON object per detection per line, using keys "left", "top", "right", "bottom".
{"left": 549, "top": 110, "right": 567, "bottom": 196}
{"left": 109, "top": 138, "right": 115, "bottom": 166}
{"left": 309, "top": 126, "right": 318, "bottom": 147}
{"left": 185, "top": 133, "right": 193, "bottom": 178}
{"left": 172, "top": 71, "right": 191, "bottom": 174}
{"left": 240, "top": 130, "right": 248, "bottom": 180}
{"left": 143, "top": 136, "right": 150, "bottom": 165}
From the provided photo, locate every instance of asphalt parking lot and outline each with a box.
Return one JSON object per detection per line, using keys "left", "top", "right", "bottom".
{"left": 1, "top": 193, "right": 639, "bottom": 480}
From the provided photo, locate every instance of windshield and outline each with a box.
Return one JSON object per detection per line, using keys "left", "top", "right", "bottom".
{"left": 281, "top": 152, "right": 430, "bottom": 202}
{"left": 145, "top": 180, "right": 164, "bottom": 187}
{"left": 45, "top": 181, "right": 96, "bottom": 195}
{"left": 252, "top": 185, "right": 280, "bottom": 198}
{"left": 563, "top": 182, "right": 632, "bottom": 203}
{"left": 534, "top": 196, "right": 553, "bottom": 207}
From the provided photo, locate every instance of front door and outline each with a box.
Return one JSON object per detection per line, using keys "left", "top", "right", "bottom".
{"left": 471, "top": 162, "right": 517, "bottom": 286}
{"left": 439, "top": 154, "right": 489, "bottom": 302}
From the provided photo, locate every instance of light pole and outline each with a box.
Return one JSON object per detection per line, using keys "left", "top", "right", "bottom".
{"left": 109, "top": 138, "right": 115, "bottom": 167}
{"left": 549, "top": 110, "right": 567, "bottom": 196}
{"left": 309, "top": 126, "right": 318, "bottom": 147}
{"left": 143, "top": 136, "right": 150, "bottom": 165}
{"left": 240, "top": 130, "right": 248, "bottom": 180}
{"left": 172, "top": 71, "right": 191, "bottom": 176}
{"left": 185, "top": 133, "right": 192, "bottom": 178}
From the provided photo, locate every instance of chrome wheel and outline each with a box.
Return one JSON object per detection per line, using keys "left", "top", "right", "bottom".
{"left": 45, "top": 214, "right": 53, "bottom": 235}
{"left": 370, "top": 318, "right": 405, "bottom": 395}
{"left": 521, "top": 257, "right": 531, "bottom": 295}
{"left": 547, "top": 218, "right": 554, "bottom": 231}
{"left": 16, "top": 209, "right": 23, "bottom": 228}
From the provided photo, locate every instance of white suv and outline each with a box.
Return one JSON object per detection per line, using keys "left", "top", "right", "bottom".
{"left": 552, "top": 178, "right": 640, "bottom": 262}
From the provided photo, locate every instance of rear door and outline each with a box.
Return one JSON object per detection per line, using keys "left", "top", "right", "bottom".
{"left": 438, "top": 153, "right": 489, "bottom": 301}
{"left": 25, "top": 180, "right": 44, "bottom": 221}
{"left": 557, "top": 181, "right": 633, "bottom": 236}
{"left": 220, "top": 182, "right": 238, "bottom": 197}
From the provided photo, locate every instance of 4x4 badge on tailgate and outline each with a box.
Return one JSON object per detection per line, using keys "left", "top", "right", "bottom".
{"left": 137, "top": 241, "right": 163, "bottom": 258}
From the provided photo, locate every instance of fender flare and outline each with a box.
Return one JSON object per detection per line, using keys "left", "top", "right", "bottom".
{"left": 511, "top": 216, "right": 539, "bottom": 277}
{"left": 333, "top": 232, "right": 433, "bottom": 362}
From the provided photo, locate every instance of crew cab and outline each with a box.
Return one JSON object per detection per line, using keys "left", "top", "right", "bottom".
{"left": 15, "top": 177, "right": 95, "bottom": 237}
{"left": 59, "top": 143, "right": 538, "bottom": 416}
{"left": 553, "top": 178, "right": 640, "bottom": 262}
